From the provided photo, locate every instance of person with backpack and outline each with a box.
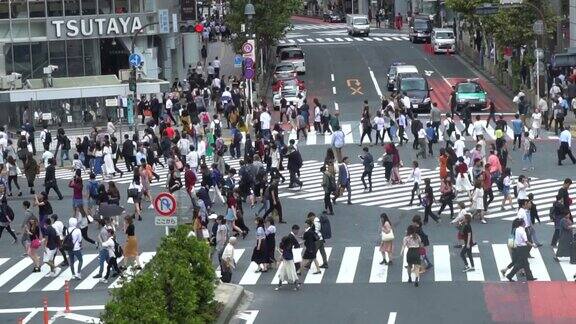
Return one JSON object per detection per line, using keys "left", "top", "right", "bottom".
{"left": 309, "top": 212, "right": 329, "bottom": 269}
{"left": 42, "top": 217, "right": 62, "bottom": 277}
{"left": 522, "top": 132, "right": 535, "bottom": 171}
{"left": 100, "top": 228, "right": 123, "bottom": 283}
{"left": 210, "top": 163, "right": 225, "bottom": 205}
{"left": 86, "top": 173, "right": 100, "bottom": 217}
{"left": 60, "top": 134, "right": 71, "bottom": 167}
{"left": 0, "top": 199, "right": 17, "bottom": 243}
{"left": 64, "top": 217, "right": 84, "bottom": 279}
{"left": 40, "top": 127, "right": 52, "bottom": 152}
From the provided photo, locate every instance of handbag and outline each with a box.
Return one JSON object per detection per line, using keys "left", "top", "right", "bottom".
{"left": 127, "top": 188, "right": 139, "bottom": 198}
{"left": 381, "top": 229, "right": 395, "bottom": 242}
{"left": 507, "top": 234, "right": 516, "bottom": 249}
{"left": 31, "top": 238, "right": 42, "bottom": 249}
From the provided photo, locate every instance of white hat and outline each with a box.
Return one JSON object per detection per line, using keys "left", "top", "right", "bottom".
{"left": 208, "top": 213, "right": 218, "bottom": 220}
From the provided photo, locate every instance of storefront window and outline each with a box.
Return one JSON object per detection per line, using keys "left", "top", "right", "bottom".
{"left": 81, "top": 0, "right": 96, "bottom": 15}
{"left": 83, "top": 39, "right": 98, "bottom": 75}
{"left": 29, "top": 0, "right": 46, "bottom": 18}
{"left": 143, "top": 0, "right": 154, "bottom": 12}
{"left": 10, "top": 0, "right": 28, "bottom": 19}
{"left": 11, "top": 21, "right": 30, "bottom": 42}
{"left": 67, "top": 40, "right": 84, "bottom": 76}
{"left": 115, "top": 0, "right": 128, "bottom": 13}
{"left": 47, "top": 0, "right": 64, "bottom": 17}
{"left": 0, "top": 2, "right": 9, "bottom": 19}
{"left": 31, "top": 42, "right": 49, "bottom": 78}
{"left": 4, "top": 44, "right": 14, "bottom": 74}
{"left": 0, "top": 21, "right": 10, "bottom": 43}
{"left": 64, "top": 0, "right": 80, "bottom": 16}
{"left": 98, "top": 0, "right": 112, "bottom": 14}
{"left": 130, "top": 0, "right": 141, "bottom": 13}
{"left": 12, "top": 43, "right": 32, "bottom": 79}
{"left": 48, "top": 40, "right": 67, "bottom": 77}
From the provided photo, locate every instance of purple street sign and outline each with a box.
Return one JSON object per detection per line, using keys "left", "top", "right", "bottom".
{"left": 244, "top": 58, "right": 254, "bottom": 68}
{"left": 244, "top": 68, "right": 255, "bottom": 80}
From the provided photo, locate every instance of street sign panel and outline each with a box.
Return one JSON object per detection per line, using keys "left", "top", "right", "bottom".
{"left": 105, "top": 98, "right": 118, "bottom": 107}
{"left": 533, "top": 20, "right": 544, "bottom": 35}
{"left": 242, "top": 39, "right": 256, "bottom": 61}
{"left": 158, "top": 9, "right": 170, "bottom": 34}
{"left": 155, "top": 216, "right": 178, "bottom": 226}
{"left": 244, "top": 68, "right": 255, "bottom": 80}
{"left": 234, "top": 54, "right": 243, "bottom": 68}
{"left": 154, "top": 192, "right": 177, "bottom": 216}
{"left": 128, "top": 53, "right": 142, "bottom": 67}
{"left": 535, "top": 48, "right": 544, "bottom": 60}
{"left": 244, "top": 58, "right": 254, "bottom": 68}
{"left": 242, "top": 42, "right": 253, "bottom": 54}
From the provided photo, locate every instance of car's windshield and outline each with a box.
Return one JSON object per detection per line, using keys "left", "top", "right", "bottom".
{"left": 414, "top": 20, "right": 430, "bottom": 29}
{"left": 281, "top": 50, "right": 304, "bottom": 60}
{"left": 401, "top": 79, "right": 427, "bottom": 91}
{"left": 458, "top": 83, "right": 482, "bottom": 93}
{"left": 281, "top": 89, "right": 298, "bottom": 97}
{"left": 276, "top": 65, "right": 294, "bottom": 72}
{"left": 435, "top": 32, "right": 454, "bottom": 39}
{"left": 354, "top": 18, "right": 369, "bottom": 25}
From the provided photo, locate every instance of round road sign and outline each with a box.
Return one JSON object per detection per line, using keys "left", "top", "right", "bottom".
{"left": 244, "top": 68, "right": 255, "bottom": 80}
{"left": 242, "top": 42, "right": 253, "bottom": 54}
{"left": 154, "top": 193, "right": 177, "bottom": 216}
{"left": 244, "top": 58, "right": 254, "bottom": 68}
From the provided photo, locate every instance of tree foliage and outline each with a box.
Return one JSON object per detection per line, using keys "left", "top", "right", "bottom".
{"left": 226, "top": 0, "right": 301, "bottom": 51}
{"left": 101, "top": 227, "right": 216, "bottom": 324}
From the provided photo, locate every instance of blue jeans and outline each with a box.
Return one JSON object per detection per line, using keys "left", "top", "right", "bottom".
{"left": 60, "top": 149, "right": 69, "bottom": 166}
{"left": 97, "top": 249, "right": 109, "bottom": 276}
{"left": 522, "top": 153, "right": 533, "bottom": 169}
{"left": 68, "top": 250, "right": 83, "bottom": 275}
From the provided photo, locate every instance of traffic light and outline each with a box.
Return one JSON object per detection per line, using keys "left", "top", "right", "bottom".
{"left": 194, "top": 24, "right": 204, "bottom": 33}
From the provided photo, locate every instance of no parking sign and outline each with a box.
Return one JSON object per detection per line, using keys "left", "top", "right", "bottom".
{"left": 154, "top": 193, "right": 178, "bottom": 226}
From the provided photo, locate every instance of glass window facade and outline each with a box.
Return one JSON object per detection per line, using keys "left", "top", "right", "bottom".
{"left": 47, "top": 0, "right": 64, "bottom": 17}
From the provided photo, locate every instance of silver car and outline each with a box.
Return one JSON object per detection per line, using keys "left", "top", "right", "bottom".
{"left": 432, "top": 28, "right": 456, "bottom": 54}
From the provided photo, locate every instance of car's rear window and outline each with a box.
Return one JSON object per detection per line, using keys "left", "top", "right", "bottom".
{"left": 458, "top": 83, "right": 482, "bottom": 93}
{"left": 281, "top": 50, "right": 304, "bottom": 60}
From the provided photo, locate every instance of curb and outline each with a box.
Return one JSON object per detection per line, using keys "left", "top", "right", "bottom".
{"left": 215, "top": 283, "right": 245, "bottom": 324}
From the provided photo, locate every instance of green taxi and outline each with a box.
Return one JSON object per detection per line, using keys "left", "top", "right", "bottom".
{"left": 455, "top": 80, "right": 487, "bottom": 111}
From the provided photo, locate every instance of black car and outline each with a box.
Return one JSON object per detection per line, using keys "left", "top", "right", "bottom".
{"left": 397, "top": 75, "right": 433, "bottom": 112}
{"left": 323, "top": 11, "right": 344, "bottom": 23}
{"left": 409, "top": 16, "right": 433, "bottom": 43}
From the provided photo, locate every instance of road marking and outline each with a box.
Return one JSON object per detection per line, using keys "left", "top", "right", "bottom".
{"left": 279, "top": 40, "right": 286, "bottom": 44}
{"left": 41, "top": 254, "right": 98, "bottom": 291}
{"left": 382, "top": 37, "right": 392, "bottom": 41}
{"left": 369, "top": 247, "right": 388, "bottom": 283}
{"left": 288, "top": 39, "right": 296, "bottom": 43}
{"left": 336, "top": 247, "right": 361, "bottom": 283}
{"left": 315, "top": 38, "right": 325, "bottom": 42}
{"left": 554, "top": 248, "right": 576, "bottom": 280}
{"left": 304, "top": 247, "right": 332, "bottom": 284}
{"left": 0, "top": 258, "right": 8, "bottom": 267}
{"left": 22, "top": 309, "right": 38, "bottom": 324}
{"left": 402, "top": 250, "right": 409, "bottom": 282}
{"left": 332, "top": 86, "right": 337, "bottom": 94}
{"left": 297, "top": 38, "right": 305, "bottom": 43}
{"left": 369, "top": 67, "right": 383, "bottom": 97}
{"left": 335, "top": 37, "right": 344, "bottom": 42}
{"left": 342, "top": 123, "right": 354, "bottom": 144}
{"left": 364, "top": 37, "right": 374, "bottom": 41}
{"left": 331, "top": 73, "right": 334, "bottom": 82}
{"left": 345, "top": 37, "right": 353, "bottom": 41}
{"left": 235, "top": 310, "right": 259, "bottom": 324}
{"left": 466, "top": 257, "right": 484, "bottom": 281}
{"left": 76, "top": 256, "right": 125, "bottom": 290}
{"left": 108, "top": 252, "right": 156, "bottom": 289}
{"left": 392, "top": 37, "right": 403, "bottom": 41}
{"left": 492, "top": 244, "right": 515, "bottom": 281}
{"left": 0, "top": 258, "right": 33, "bottom": 288}
{"left": 433, "top": 245, "right": 452, "bottom": 281}
{"left": 325, "top": 37, "right": 334, "bottom": 42}
{"left": 10, "top": 256, "right": 64, "bottom": 293}
{"left": 372, "top": 37, "right": 382, "bottom": 41}
{"left": 306, "top": 38, "right": 314, "bottom": 42}
{"left": 334, "top": 102, "right": 339, "bottom": 111}
{"left": 346, "top": 79, "right": 363, "bottom": 95}
{"left": 401, "top": 36, "right": 410, "bottom": 40}
{"left": 529, "top": 248, "right": 551, "bottom": 281}
{"left": 306, "top": 131, "right": 317, "bottom": 145}
{"left": 388, "top": 312, "right": 397, "bottom": 324}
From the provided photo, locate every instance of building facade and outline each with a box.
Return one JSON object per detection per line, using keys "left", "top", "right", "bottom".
{"left": 0, "top": 0, "right": 200, "bottom": 128}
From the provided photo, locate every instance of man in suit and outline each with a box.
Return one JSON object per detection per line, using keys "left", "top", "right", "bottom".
{"left": 287, "top": 224, "right": 302, "bottom": 275}
{"left": 334, "top": 156, "right": 352, "bottom": 205}
{"left": 359, "top": 147, "right": 374, "bottom": 192}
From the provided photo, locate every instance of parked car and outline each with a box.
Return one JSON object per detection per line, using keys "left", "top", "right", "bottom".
{"left": 409, "top": 16, "right": 433, "bottom": 43}
{"left": 396, "top": 74, "right": 433, "bottom": 112}
{"left": 272, "top": 78, "right": 306, "bottom": 95}
{"left": 454, "top": 80, "right": 488, "bottom": 111}
{"left": 274, "top": 62, "right": 297, "bottom": 81}
{"left": 431, "top": 28, "right": 456, "bottom": 54}
{"left": 387, "top": 63, "right": 419, "bottom": 91}
{"left": 278, "top": 47, "right": 306, "bottom": 74}
{"left": 323, "top": 10, "right": 344, "bottom": 23}
{"left": 273, "top": 84, "right": 306, "bottom": 109}
{"left": 276, "top": 44, "right": 299, "bottom": 57}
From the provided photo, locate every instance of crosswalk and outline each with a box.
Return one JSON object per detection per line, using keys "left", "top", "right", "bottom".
{"left": 289, "top": 24, "right": 346, "bottom": 30}
{"left": 275, "top": 160, "right": 576, "bottom": 225}
{"left": 0, "top": 252, "right": 155, "bottom": 293}
{"left": 223, "top": 243, "right": 576, "bottom": 285}
{"left": 279, "top": 35, "right": 409, "bottom": 45}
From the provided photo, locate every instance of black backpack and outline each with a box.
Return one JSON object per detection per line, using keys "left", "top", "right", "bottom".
{"left": 44, "top": 131, "right": 52, "bottom": 144}
{"left": 113, "top": 239, "right": 123, "bottom": 258}
{"left": 63, "top": 136, "right": 71, "bottom": 150}
{"left": 256, "top": 166, "right": 267, "bottom": 183}
{"left": 61, "top": 227, "right": 76, "bottom": 251}
{"left": 319, "top": 215, "right": 332, "bottom": 240}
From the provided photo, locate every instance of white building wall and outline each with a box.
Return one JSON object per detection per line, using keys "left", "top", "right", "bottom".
{"left": 571, "top": 0, "right": 576, "bottom": 48}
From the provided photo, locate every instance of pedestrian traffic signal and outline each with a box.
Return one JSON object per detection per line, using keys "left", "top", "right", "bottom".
{"left": 195, "top": 24, "right": 204, "bottom": 33}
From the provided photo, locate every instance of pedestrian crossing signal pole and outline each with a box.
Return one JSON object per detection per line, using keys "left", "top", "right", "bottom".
{"left": 64, "top": 280, "right": 71, "bottom": 313}
{"left": 43, "top": 297, "right": 48, "bottom": 324}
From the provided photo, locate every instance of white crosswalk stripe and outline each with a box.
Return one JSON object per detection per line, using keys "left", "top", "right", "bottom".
{"left": 281, "top": 35, "right": 408, "bottom": 45}
{"left": 0, "top": 252, "right": 154, "bottom": 293}
{"left": 290, "top": 24, "right": 346, "bottom": 30}
{"left": 275, "top": 159, "right": 575, "bottom": 225}
{"left": 216, "top": 243, "right": 575, "bottom": 285}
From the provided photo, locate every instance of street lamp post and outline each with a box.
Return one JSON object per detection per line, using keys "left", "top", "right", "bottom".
{"left": 129, "top": 22, "right": 158, "bottom": 134}
{"left": 245, "top": 1, "right": 256, "bottom": 112}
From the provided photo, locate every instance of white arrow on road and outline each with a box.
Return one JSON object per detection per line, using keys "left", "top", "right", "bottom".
{"left": 424, "top": 70, "right": 434, "bottom": 77}
{"left": 235, "top": 310, "right": 259, "bottom": 324}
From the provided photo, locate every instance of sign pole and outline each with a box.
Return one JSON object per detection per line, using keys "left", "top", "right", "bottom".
{"left": 535, "top": 39, "right": 540, "bottom": 106}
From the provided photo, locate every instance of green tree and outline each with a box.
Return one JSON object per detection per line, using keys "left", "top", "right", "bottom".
{"left": 226, "top": 0, "right": 301, "bottom": 52}
{"left": 101, "top": 227, "right": 216, "bottom": 324}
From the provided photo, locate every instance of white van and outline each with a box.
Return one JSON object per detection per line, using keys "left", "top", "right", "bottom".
{"left": 346, "top": 14, "right": 370, "bottom": 37}
{"left": 279, "top": 47, "right": 306, "bottom": 74}
{"left": 431, "top": 28, "right": 456, "bottom": 54}
{"left": 388, "top": 65, "right": 419, "bottom": 91}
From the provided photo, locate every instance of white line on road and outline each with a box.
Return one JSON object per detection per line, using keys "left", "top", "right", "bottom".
{"left": 368, "top": 67, "right": 383, "bottom": 97}
{"left": 387, "top": 312, "right": 397, "bottom": 324}
{"left": 22, "top": 310, "right": 38, "bottom": 324}
{"left": 334, "top": 102, "right": 339, "bottom": 111}
{"left": 331, "top": 73, "right": 335, "bottom": 82}
{"left": 332, "top": 86, "right": 337, "bottom": 94}
{"left": 336, "top": 247, "right": 361, "bottom": 283}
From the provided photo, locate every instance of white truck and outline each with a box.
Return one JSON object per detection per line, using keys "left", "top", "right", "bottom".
{"left": 346, "top": 14, "right": 370, "bottom": 37}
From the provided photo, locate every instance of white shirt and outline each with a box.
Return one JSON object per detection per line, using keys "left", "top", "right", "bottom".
{"left": 178, "top": 138, "right": 190, "bottom": 155}
{"left": 514, "top": 226, "right": 529, "bottom": 246}
{"left": 532, "top": 112, "right": 542, "bottom": 129}
{"left": 213, "top": 59, "right": 220, "bottom": 68}
{"left": 517, "top": 208, "right": 531, "bottom": 227}
{"left": 314, "top": 106, "right": 322, "bottom": 122}
{"left": 42, "top": 151, "right": 54, "bottom": 168}
{"left": 197, "top": 140, "right": 207, "bottom": 157}
{"left": 70, "top": 226, "right": 83, "bottom": 251}
{"left": 186, "top": 151, "right": 199, "bottom": 169}
{"left": 40, "top": 129, "right": 48, "bottom": 142}
{"left": 222, "top": 243, "right": 235, "bottom": 268}
{"left": 165, "top": 98, "right": 173, "bottom": 110}
{"left": 211, "top": 78, "right": 221, "bottom": 89}
{"left": 52, "top": 220, "right": 64, "bottom": 239}
{"left": 454, "top": 139, "right": 466, "bottom": 157}
{"left": 400, "top": 96, "right": 411, "bottom": 110}
{"left": 517, "top": 181, "right": 529, "bottom": 200}
{"left": 374, "top": 116, "right": 385, "bottom": 131}
{"left": 538, "top": 98, "right": 548, "bottom": 112}
{"left": 559, "top": 130, "right": 572, "bottom": 147}
{"left": 260, "top": 111, "right": 271, "bottom": 130}
{"left": 472, "top": 121, "right": 485, "bottom": 137}
{"left": 408, "top": 167, "right": 421, "bottom": 184}
{"left": 314, "top": 217, "right": 323, "bottom": 241}
{"left": 417, "top": 128, "right": 426, "bottom": 139}
{"left": 107, "top": 122, "right": 116, "bottom": 135}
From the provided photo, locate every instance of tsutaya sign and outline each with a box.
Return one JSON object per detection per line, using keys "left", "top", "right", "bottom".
{"left": 47, "top": 14, "right": 152, "bottom": 39}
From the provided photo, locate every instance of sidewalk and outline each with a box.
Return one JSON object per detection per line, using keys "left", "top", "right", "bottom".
{"left": 206, "top": 41, "right": 241, "bottom": 80}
